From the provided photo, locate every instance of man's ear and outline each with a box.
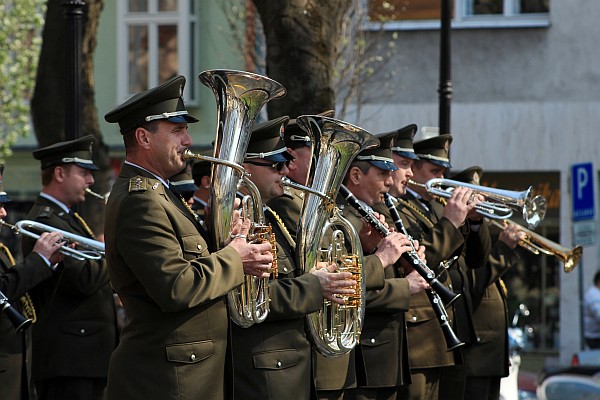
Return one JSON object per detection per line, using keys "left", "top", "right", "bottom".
{"left": 54, "top": 165, "right": 66, "bottom": 183}
{"left": 348, "top": 166, "right": 362, "bottom": 186}
{"left": 201, "top": 175, "right": 211, "bottom": 189}
{"left": 135, "top": 127, "right": 152, "bottom": 149}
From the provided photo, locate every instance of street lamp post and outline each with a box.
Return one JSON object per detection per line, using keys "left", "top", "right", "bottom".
{"left": 63, "top": 0, "right": 85, "bottom": 141}
{"left": 438, "top": 0, "right": 452, "bottom": 136}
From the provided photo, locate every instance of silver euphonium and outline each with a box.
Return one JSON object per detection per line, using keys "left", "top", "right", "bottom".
{"left": 189, "top": 69, "right": 285, "bottom": 328}
{"left": 282, "top": 115, "right": 378, "bottom": 356}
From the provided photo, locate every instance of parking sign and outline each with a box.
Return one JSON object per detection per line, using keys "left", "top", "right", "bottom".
{"left": 571, "top": 162, "right": 595, "bottom": 221}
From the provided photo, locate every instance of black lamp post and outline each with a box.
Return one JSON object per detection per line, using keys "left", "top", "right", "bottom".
{"left": 63, "top": 0, "right": 85, "bottom": 141}
{"left": 438, "top": 0, "right": 452, "bottom": 136}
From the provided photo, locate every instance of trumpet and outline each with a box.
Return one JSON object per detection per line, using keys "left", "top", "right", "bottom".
{"left": 487, "top": 218, "right": 583, "bottom": 273}
{"left": 409, "top": 178, "right": 547, "bottom": 229}
{"left": 0, "top": 219, "right": 105, "bottom": 261}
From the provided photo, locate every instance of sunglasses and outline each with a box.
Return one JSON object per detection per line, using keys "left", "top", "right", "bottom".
{"left": 244, "top": 160, "right": 289, "bottom": 172}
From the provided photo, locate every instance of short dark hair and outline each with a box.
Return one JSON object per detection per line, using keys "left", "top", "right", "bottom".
{"left": 123, "top": 120, "right": 160, "bottom": 149}
{"left": 594, "top": 270, "right": 600, "bottom": 285}
{"left": 192, "top": 162, "right": 211, "bottom": 186}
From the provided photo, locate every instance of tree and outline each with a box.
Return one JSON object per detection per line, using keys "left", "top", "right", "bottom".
{"left": 0, "top": 0, "right": 46, "bottom": 161}
{"left": 30, "top": 0, "right": 108, "bottom": 233}
{"left": 251, "top": 0, "right": 354, "bottom": 118}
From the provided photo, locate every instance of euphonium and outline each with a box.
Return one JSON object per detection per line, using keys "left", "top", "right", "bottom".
{"left": 282, "top": 115, "right": 378, "bottom": 356}
{"left": 487, "top": 219, "right": 583, "bottom": 273}
{"left": 189, "top": 69, "right": 285, "bottom": 328}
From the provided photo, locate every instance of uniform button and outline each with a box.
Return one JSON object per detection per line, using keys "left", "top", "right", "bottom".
{"left": 190, "top": 354, "right": 196, "bottom": 361}
{"left": 412, "top": 316, "right": 417, "bottom": 321}
{"left": 80, "top": 328, "right": 86, "bottom": 335}
{"left": 276, "top": 361, "right": 282, "bottom": 368}
{"left": 197, "top": 244, "right": 202, "bottom": 250}
{"left": 283, "top": 267, "right": 288, "bottom": 272}
{"left": 370, "top": 338, "right": 375, "bottom": 344}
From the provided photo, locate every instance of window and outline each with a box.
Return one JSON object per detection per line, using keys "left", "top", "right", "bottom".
{"left": 117, "top": 0, "right": 199, "bottom": 104}
{"left": 366, "top": 0, "right": 550, "bottom": 30}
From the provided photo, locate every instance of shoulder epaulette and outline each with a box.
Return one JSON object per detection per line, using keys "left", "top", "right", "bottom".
{"left": 38, "top": 206, "right": 55, "bottom": 219}
{"left": 129, "top": 176, "right": 148, "bottom": 193}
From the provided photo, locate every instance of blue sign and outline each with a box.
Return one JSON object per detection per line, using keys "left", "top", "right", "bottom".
{"left": 571, "top": 162, "right": 595, "bottom": 221}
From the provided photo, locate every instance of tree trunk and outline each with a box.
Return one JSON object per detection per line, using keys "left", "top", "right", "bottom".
{"left": 252, "top": 0, "right": 352, "bottom": 118}
{"left": 31, "top": 0, "right": 108, "bottom": 235}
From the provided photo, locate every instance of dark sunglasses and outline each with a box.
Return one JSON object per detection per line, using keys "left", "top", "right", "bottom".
{"left": 244, "top": 160, "right": 289, "bottom": 172}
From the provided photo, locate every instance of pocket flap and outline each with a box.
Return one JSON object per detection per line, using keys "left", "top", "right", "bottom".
{"left": 181, "top": 234, "right": 206, "bottom": 256}
{"left": 253, "top": 349, "right": 300, "bottom": 370}
{"left": 166, "top": 340, "right": 214, "bottom": 364}
{"left": 406, "top": 306, "right": 435, "bottom": 325}
{"left": 360, "top": 328, "right": 393, "bottom": 347}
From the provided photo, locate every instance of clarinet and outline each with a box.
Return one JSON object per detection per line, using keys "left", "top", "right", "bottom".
{"left": 0, "top": 289, "right": 32, "bottom": 332}
{"left": 339, "top": 185, "right": 464, "bottom": 351}
{"left": 383, "top": 193, "right": 464, "bottom": 351}
{"left": 339, "top": 185, "right": 460, "bottom": 306}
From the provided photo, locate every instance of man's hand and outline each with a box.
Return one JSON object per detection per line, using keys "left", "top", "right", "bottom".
{"left": 227, "top": 217, "right": 274, "bottom": 278}
{"left": 405, "top": 269, "right": 429, "bottom": 295}
{"left": 33, "top": 231, "right": 65, "bottom": 264}
{"left": 442, "top": 186, "right": 475, "bottom": 228}
{"left": 358, "top": 212, "right": 387, "bottom": 253}
{"left": 499, "top": 222, "right": 526, "bottom": 249}
{"left": 374, "top": 231, "right": 413, "bottom": 268}
{"left": 310, "top": 264, "right": 356, "bottom": 305}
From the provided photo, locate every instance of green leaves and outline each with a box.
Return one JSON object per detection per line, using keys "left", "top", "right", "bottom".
{"left": 0, "top": 0, "right": 46, "bottom": 161}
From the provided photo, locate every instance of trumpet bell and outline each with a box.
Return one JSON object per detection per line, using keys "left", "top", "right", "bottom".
{"left": 524, "top": 195, "right": 547, "bottom": 229}
{"left": 563, "top": 245, "right": 583, "bottom": 273}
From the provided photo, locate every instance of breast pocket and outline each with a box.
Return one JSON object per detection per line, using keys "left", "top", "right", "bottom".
{"left": 181, "top": 234, "right": 208, "bottom": 258}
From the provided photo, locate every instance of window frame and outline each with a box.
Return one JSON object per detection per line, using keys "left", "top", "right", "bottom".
{"left": 363, "top": 0, "right": 550, "bottom": 31}
{"left": 116, "top": 0, "right": 199, "bottom": 105}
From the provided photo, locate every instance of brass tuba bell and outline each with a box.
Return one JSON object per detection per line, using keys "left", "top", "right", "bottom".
{"left": 189, "top": 69, "right": 285, "bottom": 328}
{"left": 283, "top": 115, "right": 378, "bottom": 356}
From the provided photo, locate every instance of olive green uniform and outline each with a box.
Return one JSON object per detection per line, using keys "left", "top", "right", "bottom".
{"left": 268, "top": 186, "right": 388, "bottom": 397}
{"left": 463, "top": 239, "right": 517, "bottom": 400}
{"left": 230, "top": 207, "right": 324, "bottom": 399}
{"left": 341, "top": 199, "right": 412, "bottom": 399}
{"left": 104, "top": 164, "right": 244, "bottom": 400}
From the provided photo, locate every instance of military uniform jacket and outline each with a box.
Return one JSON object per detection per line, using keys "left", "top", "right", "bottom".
{"left": 464, "top": 240, "right": 517, "bottom": 377}
{"left": 104, "top": 164, "right": 244, "bottom": 400}
{"left": 341, "top": 200, "right": 412, "bottom": 388}
{"left": 0, "top": 245, "right": 53, "bottom": 400}
{"left": 22, "top": 196, "right": 117, "bottom": 383}
{"left": 230, "top": 207, "right": 324, "bottom": 400}
{"left": 395, "top": 193, "right": 491, "bottom": 365}
{"left": 393, "top": 193, "right": 463, "bottom": 369}
{"left": 268, "top": 189, "right": 387, "bottom": 391}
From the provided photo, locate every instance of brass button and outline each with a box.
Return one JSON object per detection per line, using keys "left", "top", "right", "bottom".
{"left": 283, "top": 267, "right": 288, "bottom": 272}
{"left": 197, "top": 244, "right": 202, "bottom": 250}
{"left": 412, "top": 316, "right": 417, "bottom": 321}
{"left": 190, "top": 354, "right": 196, "bottom": 361}
{"left": 276, "top": 361, "right": 282, "bottom": 368}
{"left": 370, "top": 338, "right": 375, "bottom": 344}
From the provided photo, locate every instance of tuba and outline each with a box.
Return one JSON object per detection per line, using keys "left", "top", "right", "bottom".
{"left": 282, "top": 115, "right": 378, "bottom": 356}
{"left": 186, "top": 69, "right": 285, "bottom": 328}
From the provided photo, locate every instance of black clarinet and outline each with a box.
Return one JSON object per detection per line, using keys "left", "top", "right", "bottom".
{"left": 339, "top": 185, "right": 460, "bottom": 306}
{"left": 339, "top": 185, "right": 464, "bottom": 351}
{"left": 0, "top": 289, "right": 32, "bottom": 332}
{"left": 383, "top": 193, "right": 464, "bottom": 351}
